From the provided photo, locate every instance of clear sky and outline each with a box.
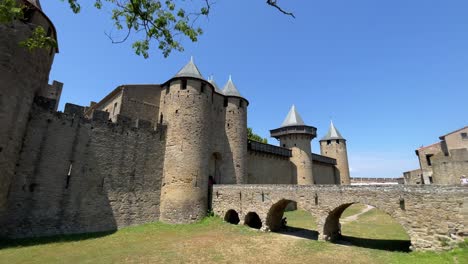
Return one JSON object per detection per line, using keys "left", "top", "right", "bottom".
{"left": 42, "top": 0, "right": 468, "bottom": 178}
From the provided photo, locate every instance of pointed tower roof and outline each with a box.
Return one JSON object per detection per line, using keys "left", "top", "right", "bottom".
{"left": 321, "top": 121, "right": 345, "bottom": 141}
{"left": 208, "top": 76, "right": 222, "bottom": 93}
{"left": 174, "top": 57, "right": 204, "bottom": 79}
{"left": 222, "top": 75, "right": 243, "bottom": 97}
{"left": 281, "top": 105, "right": 306, "bottom": 127}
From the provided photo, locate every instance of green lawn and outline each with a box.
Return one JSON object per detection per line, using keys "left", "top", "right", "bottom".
{"left": 0, "top": 210, "right": 466, "bottom": 264}
{"left": 342, "top": 203, "right": 368, "bottom": 218}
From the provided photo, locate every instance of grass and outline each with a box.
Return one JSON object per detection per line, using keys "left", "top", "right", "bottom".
{"left": 0, "top": 209, "right": 466, "bottom": 264}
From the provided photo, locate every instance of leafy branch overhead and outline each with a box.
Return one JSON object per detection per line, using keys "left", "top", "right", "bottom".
{"left": 0, "top": 0, "right": 294, "bottom": 58}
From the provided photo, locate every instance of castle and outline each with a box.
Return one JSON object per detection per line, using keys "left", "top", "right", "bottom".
{"left": 0, "top": 0, "right": 351, "bottom": 238}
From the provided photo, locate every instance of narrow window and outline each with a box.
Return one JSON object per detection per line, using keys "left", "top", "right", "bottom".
{"left": 159, "top": 113, "right": 164, "bottom": 124}
{"left": 239, "top": 100, "right": 243, "bottom": 108}
{"left": 429, "top": 176, "right": 433, "bottom": 184}
{"left": 66, "top": 163, "right": 73, "bottom": 189}
{"left": 327, "top": 140, "right": 331, "bottom": 145}
{"left": 181, "top": 79, "right": 187, "bottom": 90}
{"left": 113, "top": 102, "right": 118, "bottom": 115}
{"left": 399, "top": 197, "right": 405, "bottom": 210}
{"left": 200, "top": 83, "right": 205, "bottom": 93}
{"left": 426, "top": 154, "right": 433, "bottom": 166}
{"left": 223, "top": 98, "right": 228, "bottom": 107}
{"left": 336, "top": 140, "right": 340, "bottom": 144}
{"left": 314, "top": 193, "right": 318, "bottom": 205}
{"left": 46, "top": 27, "right": 52, "bottom": 37}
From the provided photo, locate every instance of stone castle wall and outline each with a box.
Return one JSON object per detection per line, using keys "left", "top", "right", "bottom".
{"left": 0, "top": 103, "right": 166, "bottom": 238}
{"left": 0, "top": 21, "right": 55, "bottom": 211}
{"left": 247, "top": 152, "right": 295, "bottom": 184}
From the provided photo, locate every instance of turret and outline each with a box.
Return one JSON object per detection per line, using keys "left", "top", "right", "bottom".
{"left": 319, "top": 121, "right": 350, "bottom": 185}
{"left": 270, "top": 105, "right": 316, "bottom": 184}
{"left": 222, "top": 76, "right": 248, "bottom": 184}
{"left": 0, "top": 0, "right": 58, "bottom": 210}
{"left": 158, "top": 58, "right": 213, "bottom": 223}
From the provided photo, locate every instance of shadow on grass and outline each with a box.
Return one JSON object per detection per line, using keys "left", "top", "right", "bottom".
{"left": 276, "top": 226, "right": 319, "bottom": 240}
{"left": 335, "top": 235, "right": 411, "bottom": 252}
{"left": 0, "top": 230, "right": 116, "bottom": 250}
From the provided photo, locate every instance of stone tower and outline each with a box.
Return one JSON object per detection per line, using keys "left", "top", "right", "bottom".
{"left": 222, "top": 76, "right": 248, "bottom": 184}
{"left": 158, "top": 58, "right": 212, "bottom": 223}
{"left": 0, "top": 0, "right": 58, "bottom": 210}
{"left": 319, "top": 121, "right": 350, "bottom": 185}
{"left": 270, "top": 105, "right": 317, "bottom": 185}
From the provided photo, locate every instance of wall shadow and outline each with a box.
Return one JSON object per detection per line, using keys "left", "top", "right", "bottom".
{"left": 335, "top": 235, "right": 411, "bottom": 252}
{"left": 276, "top": 226, "right": 319, "bottom": 240}
{"left": 0, "top": 230, "right": 116, "bottom": 250}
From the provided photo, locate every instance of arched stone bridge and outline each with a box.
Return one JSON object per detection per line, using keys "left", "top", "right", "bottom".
{"left": 212, "top": 185, "right": 467, "bottom": 251}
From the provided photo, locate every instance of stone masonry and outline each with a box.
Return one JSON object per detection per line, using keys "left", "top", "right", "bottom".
{"left": 212, "top": 184, "right": 467, "bottom": 251}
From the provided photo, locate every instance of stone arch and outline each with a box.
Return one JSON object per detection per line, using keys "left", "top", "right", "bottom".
{"left": 321, "top": 202, "right": 411, "bottom": 251}
{"left": 224, "top": 209, "right": 240, "bottom": 225}
{"left": 244, "top": 212, "right": 262, "bottom": 229}
{"left": 266, "top": 199, "right": 297, "bottom": 232}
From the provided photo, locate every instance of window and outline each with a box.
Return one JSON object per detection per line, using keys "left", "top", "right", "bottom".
{"left": 21, "top": 8, "right": 35, "bottom": 23}
{"left": 223, "top": 98, "right": 228, "bottom": 107}
{"left": 200, "top": 83, "right": 205, "bottom": 93}
{"left": 327, "top": 140, "right": 331, "bottom": 145}
{"left": 461, "top": 132, "right": 468, "bottom": 140}
{"left": 239, "top": 100, "right": 243, "bottom": 108}
{"left": 113, "top": 102, "right": 118, "bottom": 115}
{"left": 181, "top": 80, "right": 187, "bottom": 90}
{"left": 426, "top": 154, "right": 433, "bottom": 166}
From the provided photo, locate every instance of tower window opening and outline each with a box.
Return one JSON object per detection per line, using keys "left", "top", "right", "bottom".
{"left": 224, "top": 98, "right": 228, "bottom": 107}
{"left": 327, "top": 140, "right": 331, "bottom": 145}
{"left": 336, "top": 140, "right": 340, "bottom": 144}
{"left": 181, "top": 80, "right": 187, "bottom": 90}
{"left": 159, "top": 113, "right": 164, "bottom": 124}
{"left": 399, "top": 197, "right": 405, "bottom": 210}
{"left": 239, "top": 100, "right": 243, "bottom": 108}
{"left": 426, "top": 154, "right": 433, "bottom": 166}
{"left": 461, "top": 132, "right": 467, "bottom": 140}
{"left": 200, "top": 83, "right": 205, "bottom": 93}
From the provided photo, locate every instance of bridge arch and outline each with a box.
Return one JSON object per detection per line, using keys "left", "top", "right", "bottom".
{"left": 266, "top": 199, "right": 297, "bottom": 232}
{"left": 321, "top": 202, "right": 411, "bottom": 251}
{"left": 244, "top": 212, "right": 262, "bottom": 229}
{"left": 224, "top": 209, "right": 240, "bottom": 225}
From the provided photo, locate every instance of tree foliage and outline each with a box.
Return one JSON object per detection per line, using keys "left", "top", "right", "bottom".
{"left": 0, "top": 0, "right": 293, "bottom": 58}
{"left": 248, "top": 127, "right": 268, "bottom": 144}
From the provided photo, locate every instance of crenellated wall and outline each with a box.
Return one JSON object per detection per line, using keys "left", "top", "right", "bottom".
{"left": 0, "top": 101, "right": 166, "bottom": 238}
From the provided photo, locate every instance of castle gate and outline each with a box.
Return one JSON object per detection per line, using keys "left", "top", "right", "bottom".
{"left": 212, "top": 184, "right": 467, "bottom": 251}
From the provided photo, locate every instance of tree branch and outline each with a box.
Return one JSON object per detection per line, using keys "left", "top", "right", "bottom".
{"left": 266, "top": 0, "right": 295, "bottom": 18}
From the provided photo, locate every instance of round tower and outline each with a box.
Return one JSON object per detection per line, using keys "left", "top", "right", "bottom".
{"left": 221, "top": 76, "right": 248, "bottom": 184}
{"left": 158, "top": 58, "right": 213, "bottom": 223}
{"left": 270, "top": 105, "right": 316, "bottom": 185}
{"left": 319, "top": 121, "right": 350, "bottom": 185}
{"left": 0, "top": 0, "right": 58, "bottom": 210}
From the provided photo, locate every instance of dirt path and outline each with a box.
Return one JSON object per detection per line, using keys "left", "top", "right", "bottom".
{"left": 340, "top": 205, "right": 374, "bottom": 224}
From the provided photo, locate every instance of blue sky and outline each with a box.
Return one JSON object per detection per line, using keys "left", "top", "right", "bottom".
{"left": 42, "top": 0, "right": 468, "bottom": 178}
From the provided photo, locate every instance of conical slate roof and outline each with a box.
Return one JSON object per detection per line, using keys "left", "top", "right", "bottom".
{"left": 174, "top": 57, "right": 204, "bottom": 79}
{"left": 222, "top": 76, "right": 242, "bottom": 97}
{"left": 281, "top": 105, "right": 306, "bottom": 127}
{"left": 208, "top": 76, "right": 222, "bottom": 93}
{"left": 321, "top": 121, "right": 345, "bottom": 140}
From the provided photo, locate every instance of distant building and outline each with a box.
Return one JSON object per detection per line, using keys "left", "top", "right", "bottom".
{"left": 402, "top": 169, "right": 423, "bottom": 185}
{"left": 412, "top": 126, "right": 468, "bottom": 185}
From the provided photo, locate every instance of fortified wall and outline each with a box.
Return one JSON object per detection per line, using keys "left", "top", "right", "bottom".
{"left": 0, "top": 100, "right": 166, "bottom": 238}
